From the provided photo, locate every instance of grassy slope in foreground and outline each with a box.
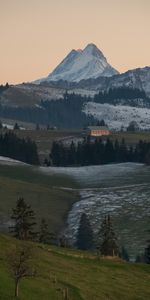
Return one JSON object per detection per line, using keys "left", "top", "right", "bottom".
{"left": 0, "top": 164, "right": 78, "bottom": 234}
{"left": 0, "top": 234, "right": 150, "bottom": 300}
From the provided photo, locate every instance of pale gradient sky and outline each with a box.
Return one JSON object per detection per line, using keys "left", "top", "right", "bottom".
{"left": 0, "top": 0, "right": 150, "bottom": 84}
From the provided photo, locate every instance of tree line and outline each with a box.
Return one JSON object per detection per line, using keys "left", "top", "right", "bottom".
{"left": 49, "top": 138, "right": 150, "bottom": 166}
{"left": 0, "top": 131, "right": 39, "bottom": 164}
{"left": 93, "top": 87, "right": 149, "bottom": 107}
{"left": 76, "top": 212, "right": 150, "bottom": 263}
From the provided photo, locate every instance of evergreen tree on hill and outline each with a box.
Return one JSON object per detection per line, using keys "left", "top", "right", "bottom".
{"left": 39, "top": 218, "right": 54, "bottom": 244}
{"left": 76, "top": 213, "right": 94, "bottom": 250}
{"left": 103, "top": 138, "right": 115, "bottom": 163}
{"left": 97, "top": 119, "right": 106, "bottom": 126}
{"left": 68, "top": 141, "right": 76, "bottom": 165}
{"left": 13, "top": 122, "right": 20, "bottom": 130}
{"left": 119, "top": 138, "right": 128, "bottom": 162}
{"left": 97, "top": 215, "right": 119, "bottom": 256}
{"left": 10, "top": 197, "right": 37, "bottom": 241}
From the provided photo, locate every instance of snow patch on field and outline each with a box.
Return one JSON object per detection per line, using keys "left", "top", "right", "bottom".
{"left": 65, "top": 183, "right": 150, "bottom": 254}
{"left": 83, "top": 102, "right": 150, "bottom": 130}
{"left": 40, "top": 162, "right": 150, "bottom": 257}
{"left": 0, "top": 156, "right": 27, "bottom": 165}
{"left": 2, "top": 123, "right": 14, "bottom": 130}
{"left": 39, "top": 163, "right": 144, "bottom": 187}
{"left": 2, "top": 123, "right": 25, "bottom": 130}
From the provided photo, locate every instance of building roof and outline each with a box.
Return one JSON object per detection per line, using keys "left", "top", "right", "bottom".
{"left": 87, "top": 126, "right": 109, "bottom": 130}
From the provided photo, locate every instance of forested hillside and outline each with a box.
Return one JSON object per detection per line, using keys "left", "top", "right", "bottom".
{"left": 0, "top": 132, "right": 39, "bottom": 164}
{"left": 0, "top": 87, "right": 149, "bottom": 128}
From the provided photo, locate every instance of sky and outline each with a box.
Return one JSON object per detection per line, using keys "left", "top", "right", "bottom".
{"left": 0, "top": 0, "right": 150, "bottom": 84}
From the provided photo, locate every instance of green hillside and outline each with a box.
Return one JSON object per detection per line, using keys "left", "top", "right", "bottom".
{"left": 0, "top": 164, "right": 78, "bottom": 234}
{"left": 0, "top": 234, "right": 150, "bottom": 300}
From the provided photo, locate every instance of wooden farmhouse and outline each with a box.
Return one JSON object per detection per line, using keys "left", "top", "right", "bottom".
{"left": 87, "top": 126, "right": 110, "bottom": 137}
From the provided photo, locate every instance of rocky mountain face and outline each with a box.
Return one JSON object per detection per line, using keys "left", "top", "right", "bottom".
{"left": 35, "top": 43, "right": 119, "bottom": 83}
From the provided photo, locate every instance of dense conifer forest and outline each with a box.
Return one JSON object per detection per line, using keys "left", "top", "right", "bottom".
{"left": 0, "top": 132, "right": 39, "bottom": 164}
{"left": 49, "top": 137, "right": 150, "bottom": 166}
{"left": 93, "top": 87, "right": 149, "bottom": 106}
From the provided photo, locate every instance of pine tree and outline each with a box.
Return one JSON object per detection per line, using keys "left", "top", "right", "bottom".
{"left": 39, "top": 218, "right": 53, "bottom": 244}
{"left": 50, "top": 141, "right": 62, "bottom": 166}
{"left": 68, "top": 141, "right": 76, "bottom": 165}
{"left": 76, "top": 213, "right": 94, "bottom": 250}
{"left": 10, "top": 198, "right": 37, "bottom": 241}
{"left": 119, "top": 138, "right": 128, "bottom": 162}
{"left": 97, "top": 215, "right": 119, "bottom": 256}
{"left": 14, "top": 122, "right": 20, "bottom": 130}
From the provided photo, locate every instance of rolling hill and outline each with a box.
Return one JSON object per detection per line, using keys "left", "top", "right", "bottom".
{"left": 0, "top": 234, "right": 150, "bottom": 300}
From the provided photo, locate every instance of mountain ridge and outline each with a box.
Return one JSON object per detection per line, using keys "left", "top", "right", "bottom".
{"left": 35, "top": 66, "right": 150, "bottom": 98}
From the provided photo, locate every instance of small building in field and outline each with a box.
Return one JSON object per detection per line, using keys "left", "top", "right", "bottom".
{"left": 87, "top": 126, "right": 110, "bottom": 137}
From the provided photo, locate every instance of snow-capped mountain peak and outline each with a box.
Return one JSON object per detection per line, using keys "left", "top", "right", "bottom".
{"left": 83, "top": 43, "right": 105, "bottom": 58}
{"left": 35, "top": 43, "right": 119, "bottom": 83}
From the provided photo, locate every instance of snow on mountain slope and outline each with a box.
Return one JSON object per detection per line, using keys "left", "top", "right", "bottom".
{"left": 35, "top": 43, "right": 119, "bottom": 83}
{"left": 83, "top": 102, "right": 150, "bottom": 130}
{"left": 106, "top": 67, "right": 150, "bottom": 97}
{"left": 1, "top": 83, "right": 97, "bottom": 108}
{"left": 74, "top": 66, "right": 150, "bottom": 97}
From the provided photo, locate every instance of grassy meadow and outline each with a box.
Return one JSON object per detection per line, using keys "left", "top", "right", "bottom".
{"left": 0, "top": 234, "right": 150, "bottom": 300}
{"left": 0, "top": 164, "right": 78, "bottom": 234}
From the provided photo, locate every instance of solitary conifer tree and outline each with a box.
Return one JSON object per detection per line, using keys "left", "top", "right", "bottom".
{"left": 76, "top": 213, "right": 94, "bottom": 250}
{"left": 39, "top": 218, "right": 54, "bottom": 244}
{"left": 97, "top": 215, "right": 119, "bottom": 256}
{"left": 10, "top": 197, "right": 37, "bottom": 241}
{"left": 13, "top": 122, "right": 20, "bottom": 130}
